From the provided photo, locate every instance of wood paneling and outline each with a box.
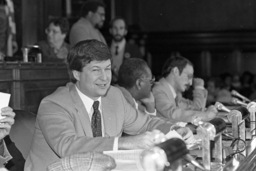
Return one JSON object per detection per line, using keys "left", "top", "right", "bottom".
{"left": 0, "top": 62, "right": 69, "bottom": 113}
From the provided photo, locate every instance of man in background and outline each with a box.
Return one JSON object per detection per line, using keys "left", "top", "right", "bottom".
{"left": 109, "top": 17, "right": 142, "bottom": 83}
{"left": 69, "top": 0, "right": 106, "bottom": 46}
{"left": 153, "top": 56, "right": 217, "bottom": 124}
{"left": 117, "top": 58, "right": 156, "bottom": 116}
{"left": 37, "top": 18, "right": 70, "bottom": 62}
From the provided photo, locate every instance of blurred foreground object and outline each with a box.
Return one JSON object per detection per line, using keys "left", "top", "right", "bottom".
{"left": 47, "top": 152, "right": 116, "bottom": 171}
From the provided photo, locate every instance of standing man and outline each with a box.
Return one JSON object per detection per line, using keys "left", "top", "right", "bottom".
{"left": 109, "top": 17, "right": 143, "bottom": 83}
{"left": 153, "top": 56, "right": 217, "bottom": 123}
{"left": 69, "top": 0, "right": 106, "bottom": 46}
{"left": 117, "top": 58, "right": 156, "bottom": 116}
{"left": 25, "top": 40, "right": 193, "bottom": 171}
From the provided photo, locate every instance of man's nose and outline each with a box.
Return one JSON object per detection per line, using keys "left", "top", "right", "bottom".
{"left": 100, "top": 70, "right": 107, "bottom": 80}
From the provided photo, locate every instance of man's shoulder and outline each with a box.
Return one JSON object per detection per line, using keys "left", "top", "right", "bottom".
{"left": 152, "top": 78, "right": 166, "bottom": 91}
{"left": 43, "top": 83, "right": 72, "bottom": 102}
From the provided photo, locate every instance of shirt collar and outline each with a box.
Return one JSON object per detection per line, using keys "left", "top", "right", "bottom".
{"left": 165, "top": 78, "right": 177, "bottom": 99}
{"left": 111, "top": 39, "right": 126, "bottom": 52}
{"left": 75, "top": 86, "right": 101, "bottom": 113}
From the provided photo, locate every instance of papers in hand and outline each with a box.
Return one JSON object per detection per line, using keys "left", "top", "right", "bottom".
{"left": 0, "top": 92, "right": 11, "bottom": 119}
{"left": 103, "top": 150, "right": 144, "bottom": 171}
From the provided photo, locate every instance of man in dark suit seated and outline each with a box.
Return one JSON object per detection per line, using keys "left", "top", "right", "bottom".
{"left": 116, "top": 58, "right": 156, "bottom": 116}
{"left": 109, "top": 17, "right": 143, "bottom": 84}
{"left": 25, "top": 40, "right": 193, "bottom": 171}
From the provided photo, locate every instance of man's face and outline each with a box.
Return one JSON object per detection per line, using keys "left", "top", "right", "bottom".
{"left": 74, "top": 59, "right": 111, "bottom": 100}
{"left": 91, "top": 6, "right": 105, "bottom": 28}
{"left": 110, "top": 19, "right": 127, "bottom": 42}
{"left": 45, "top": 23, "right": 66, "bottom": 45}
{"left": 139, "top": 67, "right": 155, "bottom": 99}
{"left": 175, "top": 64, "right": 194, "bottom": 93}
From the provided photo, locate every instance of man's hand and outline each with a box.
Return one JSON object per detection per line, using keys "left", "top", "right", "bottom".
{"left": 202, "top": 105, "right": 217, "bottom": 121}
{"left": 0, "top": 107, "right": 15, "bottom": 140}
{"left": 193, "top": 78, "right": 204, "bottom": 88}
{"left": 119, "top": 130, "right": 166, "bottom": 150}
{"left": 140, "top": 92, "right": 156, "bottom": 113}
{"left": 175, "top": 127, "right": 195, "bottom": 144}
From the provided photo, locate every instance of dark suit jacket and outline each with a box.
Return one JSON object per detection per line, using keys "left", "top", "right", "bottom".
{"left": 25, "top": 82, "right": 172, "bottom": 171}
{"left": 123, "top": 42, "right": 143, "bottom": 59}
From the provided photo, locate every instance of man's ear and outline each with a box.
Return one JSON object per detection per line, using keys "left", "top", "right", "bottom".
{"left": 173, "top": 67, "right": 180, "bottom": 76}
{"left": 135, "top": 79, "right": 142, "bottom": 90}
{"left": 72, "top": 70, "right": 80, "bottom": 81}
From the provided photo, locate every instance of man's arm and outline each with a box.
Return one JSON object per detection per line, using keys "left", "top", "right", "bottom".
{"left": 0, "top": 107, "right": 15, "bottom": 166}
{"left": 176, "top": 78, "right": 208, "bottom": 111}
{"left": 153, "top": 86, "right": 213, "bottom": 123}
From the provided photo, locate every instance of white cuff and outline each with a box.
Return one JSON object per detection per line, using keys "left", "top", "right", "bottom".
{"left": 145, "top": 109, "right": 157, "bottom": 116}
{"left": 113, "top": 137, "right": 119, "bottom": 151}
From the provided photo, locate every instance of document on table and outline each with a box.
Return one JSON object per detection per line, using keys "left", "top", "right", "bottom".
{"left": 0, "top": 92, "right": 11, "bottom": 119}
{"left": 103, "top": 149, "right": 144, "bottom": 171}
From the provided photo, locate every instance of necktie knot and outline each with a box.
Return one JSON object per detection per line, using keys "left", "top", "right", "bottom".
{"left": 93, "top": 101, "right": 99, "bottom": 110}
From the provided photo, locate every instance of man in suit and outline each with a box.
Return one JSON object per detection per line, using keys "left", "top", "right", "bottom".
{"left": 25, "top": 40, "right": 193, "bottom": 171}
{"left": 69, "top": 0, "right": 106, "bottom": 46}
{"left": 109, "top": 17, "right": 143, "bottom": 84}
{"left": 117, "top": 58, "right": 156, "bottom": 116}
{"left": 153, "top": 56, "right": 217, "bottom": 124}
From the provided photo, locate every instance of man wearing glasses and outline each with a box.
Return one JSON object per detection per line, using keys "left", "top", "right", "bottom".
{"left": 117, "top": 58, "right": 156, "bottom": 116}
{"left": 153, "top": 56, "right": 217, "bottom": 124}
{"left": 37, "top": 18, "right": 70, "bottom": 62}
{"left": 69, "top": 0, "right": 106, "bottom": 46}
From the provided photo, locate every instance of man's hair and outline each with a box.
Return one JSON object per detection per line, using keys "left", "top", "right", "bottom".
{"left": 162, "top": 56, "right": 193, "bottom": 78}
{"left": 118, "top": 58, "right": 149, "bottom": 89}
{"left": 67, "top": 39, "right": 111, "bottom": 73}
{"left": 48, "top": 18, "right": 69, "bottom": 34}
{"left": 80, "top": 0, "right": 106, "bottom": 17}
{"left": 109, "top": 17, "right": 127, "bottom": 29}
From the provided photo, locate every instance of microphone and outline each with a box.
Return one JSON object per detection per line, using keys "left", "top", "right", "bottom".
{"left": 231, "top": 98, "right": 247, "bottom": 107}
{"left": 183, "top": 154, "right": 205, "bottom": 170}
{"left": 231, "top": 90, "right": 250, "bottom": 103}
{"left": 215, "top": 102, "right": 231, "bottom": 113}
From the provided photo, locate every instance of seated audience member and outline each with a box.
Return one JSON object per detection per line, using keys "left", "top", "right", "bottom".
{"left": 117, "top": 58, "right": 156, "bottom": 116}
{"left": 0, "top": 107, "right": 16, "bottom": 168}
{"left": 37, "top": 18, "right": 70, "bottom": 62}
{"left": 25, "top": 40, "right": 193, "bottom": 171}
{"left": 216, "top": 73, "right": 233, "bottom": 104}
{"left": 47, "top": 152, "right": 116, "bottom": 171}
{"left": 152, "top": 56, "right": 217, "bottom": 123}
{"left": 206, "top": 77, "right": 220, "bottom": 106}
{"left": 109, "top": 17, "right": 143, "bottom": 84}
{"left": 240, "top": 71, "right": 254, "bottom": 99}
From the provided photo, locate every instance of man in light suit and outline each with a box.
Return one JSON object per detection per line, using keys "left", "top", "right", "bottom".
{"left": 152, "top": 56, "right": 217, "bottom": 124}
{"left": 25, "top": 40, "right": 193, "bottom": 171}
{"left": 109, "top": 17, "right": 143, "bottom": 84}
{"left": 117, "top": 58, "right": 156, "bottom": 116}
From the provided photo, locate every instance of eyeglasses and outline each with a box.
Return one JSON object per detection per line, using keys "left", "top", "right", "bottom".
{"left": 45, "top": 28, "right": 61, "bottom": 35}
{"left": 140, "top": 76, "right": 155, "bottom": 85}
